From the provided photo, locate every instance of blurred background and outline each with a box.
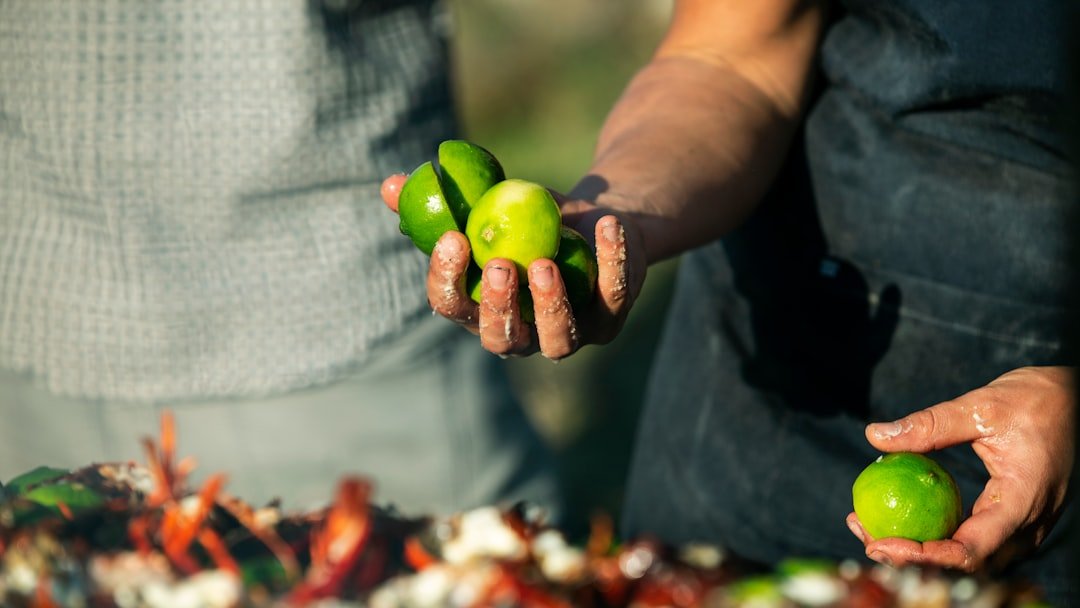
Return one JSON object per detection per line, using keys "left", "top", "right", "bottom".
{"left": 448, "top": 0, "right": 677, "bottom": 535}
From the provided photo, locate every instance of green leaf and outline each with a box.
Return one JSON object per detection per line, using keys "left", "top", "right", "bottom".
{"left": 5, "top": 466, "right": 69, "bottom": 495}
{"left": 24, "top": 482, "right": 105, "bottom": 515}
{"left": 10, "top": 500, "right": 64, "bottom": 527}
{"left": 240, "top": 555, "right": 291, "bottom": 590}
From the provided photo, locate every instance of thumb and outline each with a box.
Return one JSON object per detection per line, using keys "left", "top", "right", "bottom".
{"left": 866, "top": 395, "right": 984, "bottom": 453}
{"left": 381, "top": 173, "right": 407, "bottom": 213}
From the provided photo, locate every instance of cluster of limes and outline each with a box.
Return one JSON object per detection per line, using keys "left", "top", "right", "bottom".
{"left": 852, "top": 452, "right": 963, "bottom": 542}
{"left": 397, "top": 140, "right": 598, "bottom": 321}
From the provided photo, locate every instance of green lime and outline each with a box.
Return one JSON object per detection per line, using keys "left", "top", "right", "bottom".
{"left": 398, "top": 161, "right": 460, "bottom": 256}
{"left": 466, "top": 264, "right": 534, "bottom": 323}
{"left": 554, "top": 227, "right": 598, "bottom": 314}
{"left": 397, "top": 141, "right": 505, "bottom": 257}
{"left": 852, "top": 452, "right": 962, "bottom": 542}
{"left": 437, "top": 140, "right": 505, "bottom": 226}
{"left": 465, "top": 179, "right": 561, "bottom": 281}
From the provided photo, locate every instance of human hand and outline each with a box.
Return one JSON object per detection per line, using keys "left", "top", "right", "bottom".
{"left": 381, "top": 175, "right": 647, "bottom": 360}
{"left": 846, "top": 366, "right": 1075, "bottom": 573}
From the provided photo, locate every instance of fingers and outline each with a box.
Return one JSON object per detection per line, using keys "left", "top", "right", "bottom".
{"left": 422, "top": 208, "right": 637, "bottom": 358}
{"left": 947, "top": 477, "right": 1031, "bottom": 568}
{"left": 846, "top": 511, "right": 872, "bottom": 544}
{"left": 861, "top": 480, "right": 1027, "bottom": 572}
{"left": 426, "top": 234, "right": 543, "bottom": 357}
{"left": 528, "top": 259, "right": 578, "bottom": 360}
{"left": 865, "top": 393, "right": 992, "bottom": 453}
{"left": 847, "top": 510, "right": 979, "bottom": 571}
{"left": 381, "top": 173, "right": 407, "bottom": 213}
{"left": 427, "top": 232, "right": 478, "bottom": 331}
{"left": 478, "top": 259, "right": 535, "bottom": 356}
{"left": 846, "top": 512, "right": 873, "bottom": 544}
{"left": 857, "top": 367, "right": 1070, "bottom": 573}
{"left": 588, "top": 215, "right": 632, "bottom": 342}
{"left": 865, "top": 537, "right": 968, "bottom": 569}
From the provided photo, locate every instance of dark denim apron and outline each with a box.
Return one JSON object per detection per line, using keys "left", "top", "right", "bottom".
{"left": 623, "top": 0, "right": 1075, "bottom": 603}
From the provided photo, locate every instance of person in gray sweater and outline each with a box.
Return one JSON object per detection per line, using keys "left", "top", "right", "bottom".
{"left": 0, "top": 0, "right": 559, "bottom": 517}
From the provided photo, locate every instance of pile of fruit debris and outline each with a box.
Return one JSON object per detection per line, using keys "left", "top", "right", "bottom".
{"left": 0, "top": 415, "right": 1045, "bottom": 608}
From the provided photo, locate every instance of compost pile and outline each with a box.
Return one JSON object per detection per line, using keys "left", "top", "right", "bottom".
{"left": 0, "top": 415, "right": 1044, "bottom": 608}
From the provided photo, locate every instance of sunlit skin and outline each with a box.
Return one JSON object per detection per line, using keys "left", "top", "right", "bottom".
{"left": 847, "top": 366, "right": 1074, "bottom": 573}
{"left": 382, "top": 0, "right": 1075, "bottom": 574}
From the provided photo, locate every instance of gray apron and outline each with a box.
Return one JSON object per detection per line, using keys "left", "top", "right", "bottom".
{"left": 623, "top": 0, "right": 1075, "bottom": 604}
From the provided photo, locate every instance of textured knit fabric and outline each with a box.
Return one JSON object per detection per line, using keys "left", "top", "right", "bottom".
{"left": 0, "top": 0, "right": 452, "bottom": 402}
{"left": 0, "top": 0, "right": 562, "bottom": 518}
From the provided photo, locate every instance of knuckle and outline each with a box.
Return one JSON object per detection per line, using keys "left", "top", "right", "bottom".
{"left": 481, "top": 290, "right": 515, "bottom": 317}
{"left": 958, "top": 552, "right": 980, "bottom": 573}
{"left": 542, "top": 343, "right": 574, "bottom": 361}
{"left": 480, "top": 331, "right": 513, "bottom": 356}
{"left": 902, "top": 408, "right": 946, "bottom": 450}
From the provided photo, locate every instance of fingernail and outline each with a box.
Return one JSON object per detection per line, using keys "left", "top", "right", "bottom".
{"left": 870, "top": 421, "right": 903, "bottom": 440}
{"left": 487, "top": 266, "right": 509, "bottom": 290}
{"left": 602, "top": 221, "right": 620, "bottom": 244}
{"left": 437, "top": 236, "right": 461, "bottom": 258}
{"left": 868, "top": 551, "right": 892, "bottom": 567}
{"left": 531, "top": 266, "right": 553, "bottom": 290}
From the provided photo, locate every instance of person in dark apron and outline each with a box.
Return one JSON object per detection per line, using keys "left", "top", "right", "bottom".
{"left": 618, "top": 1, "right": 1076, "bottom": 605}
{"left": 381, "top": 0, "right": 1074, "bottom": 604}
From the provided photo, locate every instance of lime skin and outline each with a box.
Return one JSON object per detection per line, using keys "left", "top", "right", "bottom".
{"left": 397, "top": 161, "right": 461, "bottom": 256}
{"left": 554, "top": 226, "right": 598, "bottom": 314}
{"left": 397, "top": 141, "right": 505, "bottom": 257}
{"left": 465, "top": 179, "right": 562, "bottom": 281}
{"left": 437, "top": 140, "right": 505, "bottom": 226}
{"left": 852, "top": 452, "right": 963, "bottom": 542}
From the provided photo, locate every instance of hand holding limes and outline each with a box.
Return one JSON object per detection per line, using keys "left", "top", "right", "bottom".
{"left": 381, "top": 140, "right": 644, "bottom": 359}
{"left": 845, "top": 367, "right": 1074, "bottom": 574}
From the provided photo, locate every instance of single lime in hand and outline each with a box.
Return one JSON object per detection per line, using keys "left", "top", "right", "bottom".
{"left": 398, "top": 161, "right": 459, "bottom": 256}
{"left": 398, "top": 141, "right": 505, "bottom": 256}
{"left": 554, "top": 226, "right": 598, "bottom": 314}
{"left": 465, "top": 179, "right": 561, "bottom": 281}
{"left": 852, "top": 452, "right": 962, "bottom": 542}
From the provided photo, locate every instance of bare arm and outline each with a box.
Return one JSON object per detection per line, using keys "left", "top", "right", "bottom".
{"left": 566, "top": 0, "right": 827, "bottom": 263}
{"left": 382, "top": 0, "right": 827, "bottom": 359}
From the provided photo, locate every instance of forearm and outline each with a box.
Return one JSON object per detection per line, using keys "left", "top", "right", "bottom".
{"left": 568, "top": 0, "right": 826, "bottom": 264}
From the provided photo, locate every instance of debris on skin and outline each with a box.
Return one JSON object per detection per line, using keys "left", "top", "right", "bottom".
{"left": 440, "top": 284, "right": 458, "bottom": 308}
{"left": 475, "top": 285, "right": 524, "bottom": 354}
{"left": 599, "top": 224, "right": 629, "bottom": 305}
{"left": 871, "top": 419, "right": 913, "bottom": 441}
{"left": 431, "top": 241, "right": 466, "bottom": 314}
{"left": 503, "top": 314, "right": 516, "bottom": 346}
